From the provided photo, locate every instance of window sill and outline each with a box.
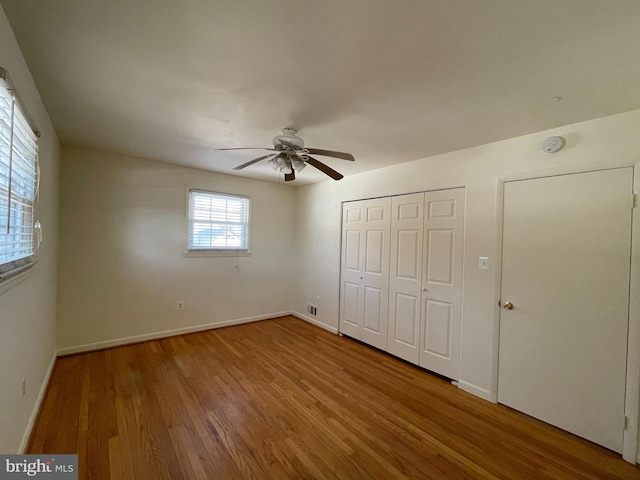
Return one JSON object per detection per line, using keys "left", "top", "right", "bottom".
{"left": 0, "top": 262, "right": 37, "bottom": 296}
{"left": 183, "top": 251, "right": 253, "bottom": 258}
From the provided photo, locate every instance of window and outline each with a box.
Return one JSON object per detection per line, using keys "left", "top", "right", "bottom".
{"left": 188, "top": 189, "right": 250, "bottom": 252}
{"left": 0, "top": 68, "right": 39, "bottom": 280}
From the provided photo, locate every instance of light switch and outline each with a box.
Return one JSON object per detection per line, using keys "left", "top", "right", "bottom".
{"left": 479, "top": 256, "right": 490, "bottom": 270}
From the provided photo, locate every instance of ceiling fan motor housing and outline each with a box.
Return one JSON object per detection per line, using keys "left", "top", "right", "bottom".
{"left": 273, "top": 128, "right": 304, "bottom": 150}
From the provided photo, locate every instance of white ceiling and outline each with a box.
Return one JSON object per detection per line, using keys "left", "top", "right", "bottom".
{"left": 2, "top": 0, "right": 640, "bottom": 185}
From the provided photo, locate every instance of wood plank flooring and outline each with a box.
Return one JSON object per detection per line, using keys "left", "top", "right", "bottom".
{"left": 28, "top": 316, "right": 639, "bottom": 479}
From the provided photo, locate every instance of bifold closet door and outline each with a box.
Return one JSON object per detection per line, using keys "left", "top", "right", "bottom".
{"left": 340, "top": 189, "right": 465, "bottom": 380}
{"left": 388, "top": 193, "right": 424, "bottom": 364}
{"left": 339, "top": 197, "right": 391, "bottom": 349}
{"left": 419, "top": 188, "right": 465, "bottom": 379}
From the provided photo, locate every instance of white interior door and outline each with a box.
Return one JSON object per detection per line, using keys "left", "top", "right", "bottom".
{"left": 339, "top": 197, "right": 391, "bottom": 349}
{"left": 419, "top": 188, "right": 465, "bottom": 379}
{"left": 498, "top": 168, "right": 633, "bottom": 453}
{"left": 388, "top": 193, "right": 424, "bottom": 363}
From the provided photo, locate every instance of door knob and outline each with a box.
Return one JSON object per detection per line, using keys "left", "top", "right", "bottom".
{"left": 503, "top": 301, "right": 514, "bottom": 310}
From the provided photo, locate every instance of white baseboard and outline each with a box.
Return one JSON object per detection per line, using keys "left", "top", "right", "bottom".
{"left": 19, "top": 352, "right": 56, "bottom": 453}
{"left": 291, "top": 311, "right": 339, "bottom": 334}
{"left": 56, "top": 311, "right": 292, "bottom": 356}
{"left": 457, "top": 380, "right": 492, "bottom": 402}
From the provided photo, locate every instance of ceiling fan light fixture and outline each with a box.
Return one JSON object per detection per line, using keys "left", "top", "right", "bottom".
{"left": 272, "top": 155, "right": 287, "bottom": 168}
{"left": 280, "top": 162, "right": 293, "bottom": 174}
{"left": 291, "top": 156, "right": 306, "bottom": 171}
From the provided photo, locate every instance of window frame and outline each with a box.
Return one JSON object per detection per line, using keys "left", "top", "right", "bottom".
{"left": 0, "top": 66, "right": 40, "bottom": 286}
{"left": 184, "top": 187, "right": 252, "bottom": 257}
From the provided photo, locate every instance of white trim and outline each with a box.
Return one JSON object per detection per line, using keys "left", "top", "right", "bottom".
{"left": 18, "top": 353, "right": 56, "bottom": 454}
{"left": 498, "top": 157, "right": 639, "bottom": 183}
{"left": 183, "top": 250, "right": 253, "bottom": 258}
{"left": 457, "top": 380, "right": 492, "bottom": 402}
{"left": 56, "top": 311, "right": 291, "bottom": 356}
{"left": 624, "top": 160, "right": 640, "bottom": 464}
{"left": 492, "top": 159, "right": 640, "bottom": 464}
{"left": 0, "top": 263, "right": 36, "bottom": 296}
{"left": 291, "top": 311, "right": 339, "bottom": 334}
{"left": 489, "top": 176, "right": 505, "bottom": 404}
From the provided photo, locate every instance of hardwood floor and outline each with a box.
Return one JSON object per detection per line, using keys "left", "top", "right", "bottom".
{"left": 28, "top": 316, "right": 639, "bottom": 479}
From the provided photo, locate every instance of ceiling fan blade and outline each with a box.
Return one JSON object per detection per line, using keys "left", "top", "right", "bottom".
{"left": 233, "top": 154, "right": 276, "bottom": 170}
{"left": 306, "top": 148, "right": 354, "bottom": 161}
{"left": 284, "top": 169, "right": 295, "bottom": 182}
{"left": 218, "top": 147, "right": 278, "bottom": 151}
{"left": 306, "top": 156, "right": 344, "bottom": 180}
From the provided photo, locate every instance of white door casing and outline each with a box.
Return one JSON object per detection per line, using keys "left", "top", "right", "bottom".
{"left": 497, "top": 167, "right": 633, "bottom": 454}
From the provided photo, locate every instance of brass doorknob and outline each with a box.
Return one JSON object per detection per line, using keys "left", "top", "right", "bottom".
{"left": 503, "top": 301, "right": 514, "bottom": 310}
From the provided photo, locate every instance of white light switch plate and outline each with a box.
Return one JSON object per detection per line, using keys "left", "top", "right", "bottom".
{"left": 479, "top": 256, "right": 490, "bottom": 270}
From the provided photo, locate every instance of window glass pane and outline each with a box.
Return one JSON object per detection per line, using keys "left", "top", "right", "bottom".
{"left": 0, "top": 79, "right": 38, "bottom": 274}
{"left": 188, "top": 190, "right": 249, "bottom": 251}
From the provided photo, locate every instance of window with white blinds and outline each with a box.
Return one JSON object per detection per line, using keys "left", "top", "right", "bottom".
{"left": 0, "top": 69, "right": 39, "bottom": 279}
{"left": 188, "top": 190, "right": 249, "bottom": 251}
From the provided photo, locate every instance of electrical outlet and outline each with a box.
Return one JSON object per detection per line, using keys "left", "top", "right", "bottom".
{"left": 316, "top": 297, "right": 320, "bottom": 305}
{"left": 177, "top": 301, "right": 184, "bottom": 310}
{"left": 21, "top": 378, "right": 26, "bottom": 398}
{"left": 307, "top": 304, "right": 317, "bottom": 316}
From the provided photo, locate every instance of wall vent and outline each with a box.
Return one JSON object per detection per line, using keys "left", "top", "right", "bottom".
{"left": 307, "top": 304, "right": 318, "bottom": 316}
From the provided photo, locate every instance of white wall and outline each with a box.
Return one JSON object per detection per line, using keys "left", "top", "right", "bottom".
{"left": 293, "top": 109, "right": 640, "bottom": 400}
{"left": 57, "top": 145, "right": 296, "bottom": 351}
{"left": 0, "top": 5, "right": 60, "bottom": 453}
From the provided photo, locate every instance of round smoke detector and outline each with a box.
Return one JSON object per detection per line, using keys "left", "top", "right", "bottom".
{"left": 540, "top": 136, "right": 566, "bottom": 154}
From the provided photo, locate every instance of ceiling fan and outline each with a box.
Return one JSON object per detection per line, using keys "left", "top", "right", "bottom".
{"left": 217, "top": 128, "right": 354, "bottom": 181}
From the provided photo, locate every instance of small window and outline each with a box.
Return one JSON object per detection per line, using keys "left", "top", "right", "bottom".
{"left": 188, "top": 189, "right": 250, "bottom": 252}
{"left": 0, "top": 68, "right": 39, "bottom": 281}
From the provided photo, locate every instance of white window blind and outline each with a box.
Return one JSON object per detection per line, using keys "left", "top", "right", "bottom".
{"left": 188, "top": 190, "right": 249, "bottom": 251}
{"left": 0, "top": 70, "right": 39, "bottom": 278}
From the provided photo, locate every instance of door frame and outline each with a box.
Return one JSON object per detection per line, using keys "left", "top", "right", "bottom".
{"left": 490, "top": 158, "right": 640, "bottom": 463}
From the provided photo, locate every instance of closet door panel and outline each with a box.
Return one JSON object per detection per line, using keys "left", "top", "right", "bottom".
{"left": 341, "top": 281, "right": 360, "bottom": 330}
{"left": 419, "top": 188, "right": 465, "bottom": 379}
{"left": 388, "top": 193, "right": 424, "bottom": 363}
{"left": 360, "top": 199, "right": 391, "bottom": 349}
{"left": 340, "top": 202, "right": 366, "bottom": 339}
{"left": 340, "top": 197, "right": 391, "bottom": 347}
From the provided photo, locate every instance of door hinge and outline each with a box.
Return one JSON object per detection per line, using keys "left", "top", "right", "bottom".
{"left": 624, "top": 415, "right": 629, "bottom": 430}
{"left": 633, "top": 193, "right": 638, "bottom": 209}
